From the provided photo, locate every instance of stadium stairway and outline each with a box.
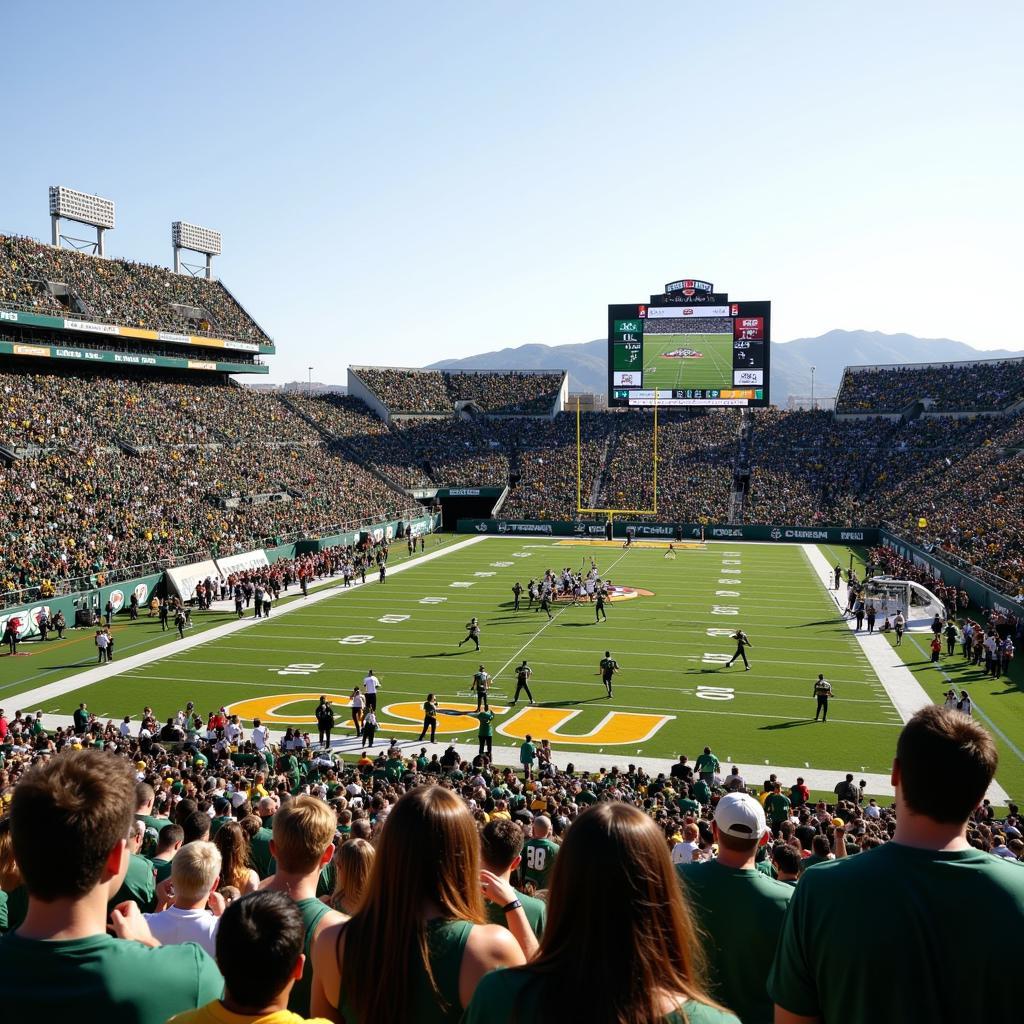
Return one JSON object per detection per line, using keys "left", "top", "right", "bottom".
{"left": 278, "top": 393, "right": 339, "bottom": 442}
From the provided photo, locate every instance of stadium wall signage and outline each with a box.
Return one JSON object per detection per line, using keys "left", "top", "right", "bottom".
{"left": 458, "top": 518, "right": 880, "bottom": 546}
{"left": 0, "top": 306, "right": 273, "bottom": 354}
{"left": 436, "top": 487, "right": 504, "bottom": 498}
{"left": 0, "top": 338, "right": 268, "bottom": 375}
{"left": 0, "top": 572, "right": 163, "bottom": 643}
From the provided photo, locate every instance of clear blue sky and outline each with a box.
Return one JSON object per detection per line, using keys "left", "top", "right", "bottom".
{"left": 3, "top": 2, "right": 1022, "bottom": 383}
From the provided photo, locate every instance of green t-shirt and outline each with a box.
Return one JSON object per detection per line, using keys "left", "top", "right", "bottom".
{"left": 465, "top": 966, "right": 739, "bottom": 1024}
{"left": 109, "top": 852, "right": 157, "bottom": 913}
{"left": 519, "top": 742, "right": 536, "bottom": 766}
{"left": 677, "top": 796, "right": 700, "bottom": 816}
{"left": 209, "top": 815, "right": 233, "bottom": 837}
{"left": 677, "top": 860, "right": 792, "bottom": 1024}
{"left": 150, "top": 857, "right": 174, "bottom": 886}
{"left": 692, "top": 780, "right": 711, "bottom": 805}
{"left": 694, "top": 753, "right": 719, "bottom": 775}
{"left": 764, "top": 793, "right": 791, "bottom": 826}
{"left": 768, "top": 842, "right": 1024, "bottom": 1021}
{"left": 485, "top": 887, "right": 547, "bottom": 939}
{"left": 577, "top": 788, "right": 598, "bottom": 805}
{"left": 522, "top": 838, "right": 558, "bottom": 890}
{"left": 250, "top": 826, "right": 274, "bottom": 878}
{"left": 0, "top": 932, "right": 223, "bottom": 1023}
{"left": 0, "top": 886, "right": 27, "bottom": 933}
{"left": 476, "top": 711, "right": 494, "bottom": 737}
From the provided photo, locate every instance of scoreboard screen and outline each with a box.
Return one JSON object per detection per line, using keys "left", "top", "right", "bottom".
{"left": 607, "top": 280, "right": 771, "bottom": 407}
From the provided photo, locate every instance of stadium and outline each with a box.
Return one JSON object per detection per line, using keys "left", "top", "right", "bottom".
{"left": 2, "top": 17, "right": 1023, "bottom": 1016}
{"left": 2, "top": 203, "right": 1023, "bottom": 1014}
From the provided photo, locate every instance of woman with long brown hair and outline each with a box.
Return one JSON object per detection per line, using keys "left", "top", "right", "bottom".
{"left": 465, "top": 802, "right": 739, "bottom": 1024}
{"left": 213, "top": 819, "right": 258, "bottom": 895}
{"left": 311, "top": 784, "right": 525, "bottom": 1023}
{"left": 320, "top": 837, "right": 375, "bottom": 916}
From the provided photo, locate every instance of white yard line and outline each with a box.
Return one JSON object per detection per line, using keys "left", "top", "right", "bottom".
{"left": 802, "top": 543, "right": 1010, "bottom": 802}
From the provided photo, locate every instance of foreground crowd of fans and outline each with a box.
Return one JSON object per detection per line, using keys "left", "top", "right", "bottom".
{"left": 0, "top": 704, "right": 1020, "bottom": 1022}
{"left": 0, "top": 235, "right": 270, "bottom": 344}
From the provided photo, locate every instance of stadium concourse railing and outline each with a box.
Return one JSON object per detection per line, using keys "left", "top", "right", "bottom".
{"left": 457, "top": 517, "right": 1023, "bottom": 618}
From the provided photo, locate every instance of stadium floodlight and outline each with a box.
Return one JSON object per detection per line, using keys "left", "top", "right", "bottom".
{"left": 172, "top": 221, "right": 222, "bottom": 279}
{"left": 48, "top": 185, "right": 116, "bottom": 255}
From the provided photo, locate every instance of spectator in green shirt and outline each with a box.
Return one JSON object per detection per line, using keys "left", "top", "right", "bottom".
{"left": 519, "top": 735, "right": 537, "bottom": 780}
{"left": 474, "top": 709, "right": 495, "bottom": 759}
{"left": 694, "top": 747, "right": 720, "bottom": 784}
{"left": 769, "top": 705, "right": 1024, "bottom": 1023}
{"left": 466, "top": 802, "right": 737, "bottom": 1024}
{"left": 0, "top": 749, "right": 223, "bottom": 1023}
{"left": 678, "top": 793, "right": 792, "bottom": 1024}
{"left": 763, "top": 783, "right": 792, "bottom": 833}
{"left": 479, "top": 818, "right": 544, "bottom": 956}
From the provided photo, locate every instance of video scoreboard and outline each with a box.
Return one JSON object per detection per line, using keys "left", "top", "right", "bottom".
{"left": 607, "top": 278, "right": 771, "bottom": 407}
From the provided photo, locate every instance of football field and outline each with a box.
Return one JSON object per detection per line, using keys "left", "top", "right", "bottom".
{"left": 7, "top": 535, "right": 1019, "bottom": 802}
{"left": 643, "top": 333, "right": 734, "bottom": 391}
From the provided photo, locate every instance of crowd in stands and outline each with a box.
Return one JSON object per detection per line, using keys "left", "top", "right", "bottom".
{"left": 392, "top": 417, "right": 509, "bottom": 487}
{"left": 0, "top": 373, "right": 412, "bottom": 595}
{"left": 355, "top": 367, "right": 562, "bottom": 415}
{"left": 3, "top": 359, "right": 1024, "bottom": 595}
{"left": 0, "top": 703, "right": 1020, "bottom": 1022}
{"left": 596, "top": 410, "right": 737, "bottom": 522}
{"left": 498, "top": 412, "right": 616, "bottom": 520}
{"left": 0, "top": 235, "right": 270, "bottom": 344}
{"left": 836, "top": 359, "right": 1024, "bottom": 413}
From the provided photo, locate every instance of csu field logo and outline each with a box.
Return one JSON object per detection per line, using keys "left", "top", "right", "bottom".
{"left": 226, "top": 694, "right": 673, "bottom": 746}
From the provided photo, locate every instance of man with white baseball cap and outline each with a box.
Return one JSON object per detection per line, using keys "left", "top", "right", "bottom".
{"left": 677, "top": 792, "right": 793, "bottom": 1024}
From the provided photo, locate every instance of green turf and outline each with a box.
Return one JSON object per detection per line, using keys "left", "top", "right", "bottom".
{"left": 10, "top": 537, "right": 1021, "bottom": 802}
{"left": 11, "top": 539, "right": 905, "bottom": 772}
{"left": 643, "top": 333, "right": 735, "bottom": 391}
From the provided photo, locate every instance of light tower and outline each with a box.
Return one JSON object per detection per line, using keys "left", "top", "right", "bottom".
{"left": 172, "top": 221, "right": 222, "bottom": 279}
{"left": 48, "top": 186, "right": 116, "bottom": 255}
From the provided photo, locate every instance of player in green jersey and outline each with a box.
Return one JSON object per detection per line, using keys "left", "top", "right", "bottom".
{"left": 599, "top": 650, "right": 619, "bottom": 697}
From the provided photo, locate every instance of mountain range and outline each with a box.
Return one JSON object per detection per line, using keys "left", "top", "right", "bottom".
{"left": 429, "top": 330, "right": 1021, "bottom": 406}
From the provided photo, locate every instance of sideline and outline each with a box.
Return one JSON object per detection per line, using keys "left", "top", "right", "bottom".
{"left": 5, "top": 535, "right": 489, "bottom": 711}
{"left": 803, "top": 544, "right": 1010, "bottom": 802}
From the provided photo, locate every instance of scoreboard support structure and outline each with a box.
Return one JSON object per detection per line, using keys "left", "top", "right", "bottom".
{"left": 575, "top": 392, "right": 659, "bottom": 523}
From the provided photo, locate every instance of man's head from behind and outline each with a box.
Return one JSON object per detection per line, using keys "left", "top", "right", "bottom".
{"left": 171, "top": 840, "right": 222, "bottom": 904}
{"left": 895, "top": 705, "right": 997, "bottom": 823}
{"left": 712, "top": 793, "right": 768, "bottom": 856}
{"left": 271, "top": 794, "right": 336, "bottom": 874}
{"left": 216, "top": 891, "right": 306, "bottom": 1010}
{"left": 532, "top": 814, "right": 552, "bottom": 839}
{"left": 480, "top": 818, "right": 524, "bottom": 874}
{"left": 11, "top": 749, "right": 135, "bottom": 901}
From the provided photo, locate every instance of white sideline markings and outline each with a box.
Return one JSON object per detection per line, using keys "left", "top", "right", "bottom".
{"left": 3, "top": 535, "right": 490, "bottom": 711}
{"left": 801, "top": 543, "right": 1010, "bottom": 803}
